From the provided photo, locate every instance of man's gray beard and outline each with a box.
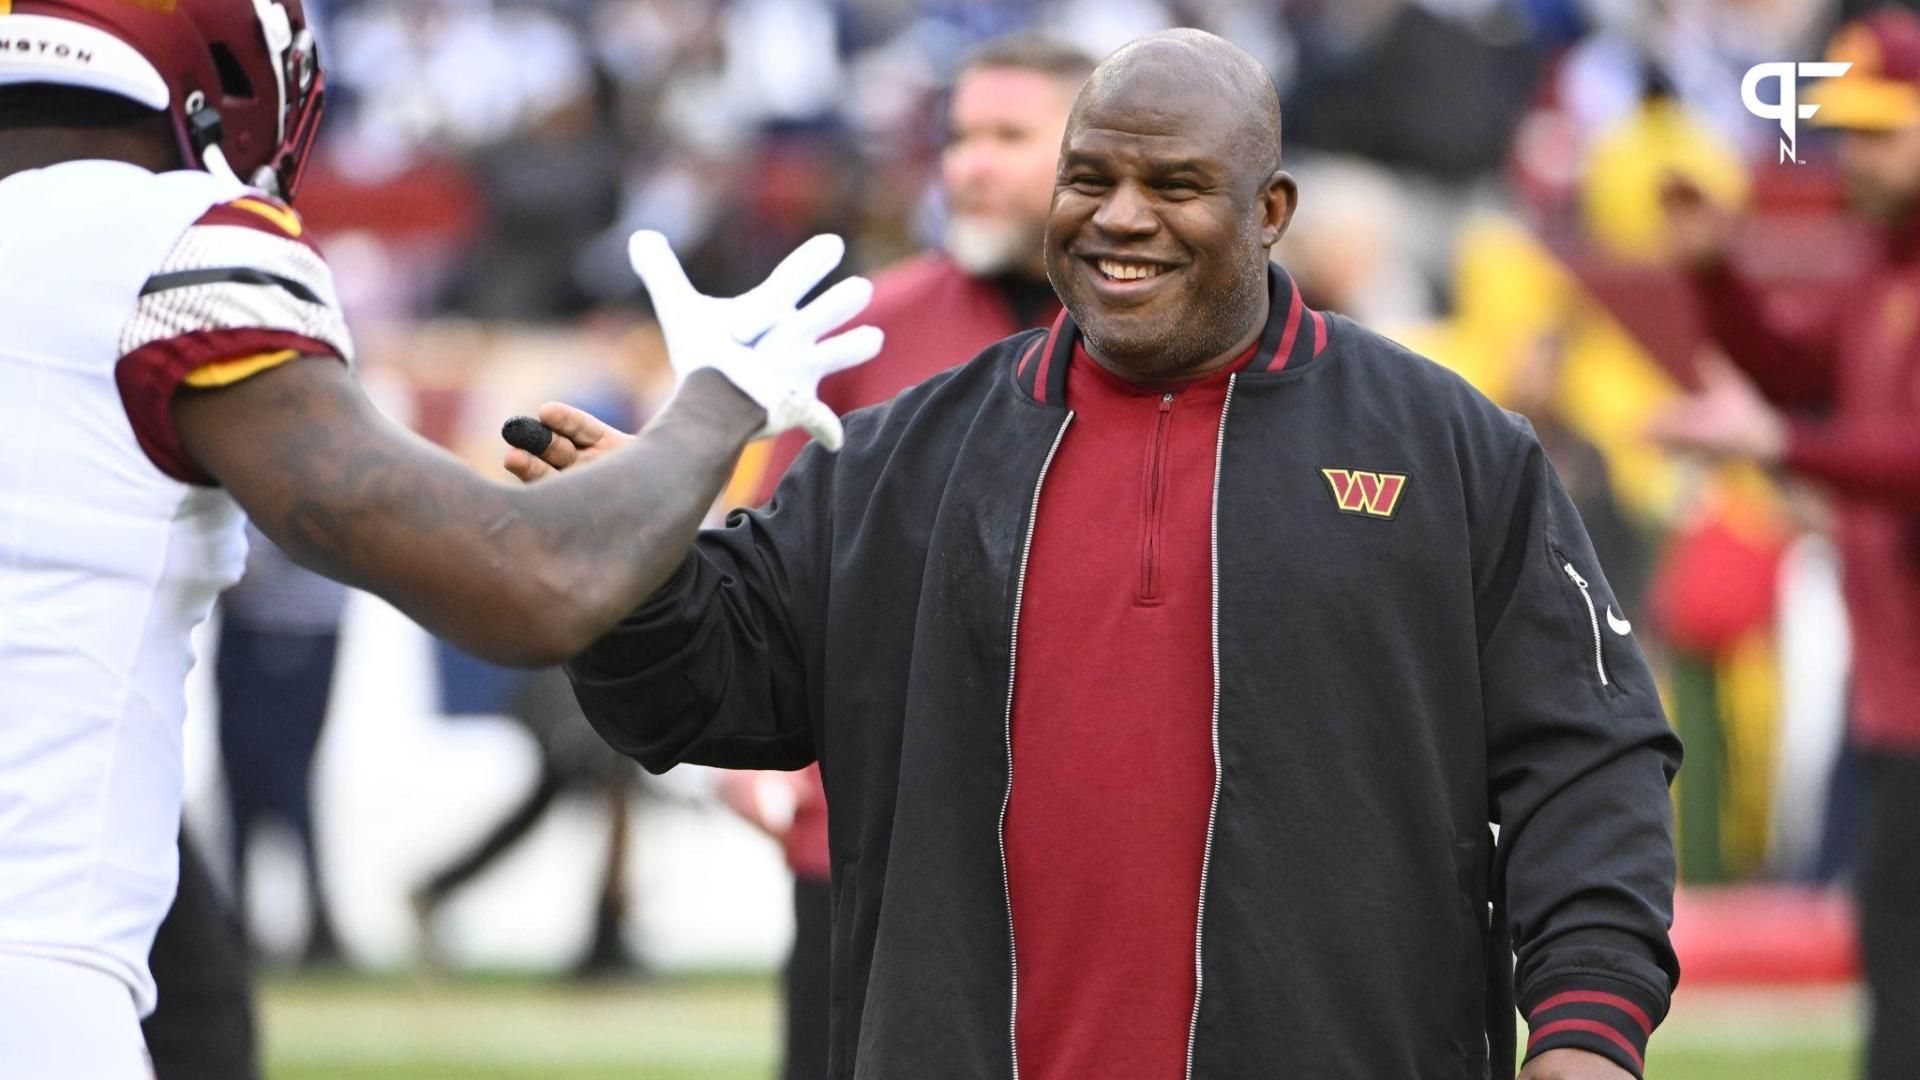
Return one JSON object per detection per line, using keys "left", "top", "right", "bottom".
{"left": 945, "top": 215, "right": 1040, "bottom": 277}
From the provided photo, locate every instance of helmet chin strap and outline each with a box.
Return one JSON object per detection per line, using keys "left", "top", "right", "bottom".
{"left": 199, "top": 142, "right": 246, "bottom": 187}
{"left": 248, "top": 164, "right": 285, "bottom": 198}
{"left": 193, "top": 107, "right": 286, "bottom": 198}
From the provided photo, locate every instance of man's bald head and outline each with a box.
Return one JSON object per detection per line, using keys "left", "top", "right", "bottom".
{"left": 1044, "top": 29, "right": 1297, "bottom": 381}
{"left": 1071, "top": 30, "right": 1283, "bottom": 180}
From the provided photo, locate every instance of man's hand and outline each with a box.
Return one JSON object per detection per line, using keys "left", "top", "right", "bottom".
{"left": 630, "top": 230, "right": 884, "bottom": 451}
{"left": 1647, "top": 354, "right": 1788, "bottom": 464}
{"left": 504, "top": 402, "right": 637, "bottom": 483}
{"left": 1660, "top": 174, "right": 1738, "bottom": 271}
{"left": 1517, "top": 1048, "right": 1637, "bottom": 1080}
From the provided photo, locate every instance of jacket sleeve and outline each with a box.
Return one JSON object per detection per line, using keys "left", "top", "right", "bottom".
{"left": 1784, "top": 416, "right": 1920, "bottom": 511}
{"left": 1475, "top": 422, "right": 1683, "bottom": 1078}
{"left": 563, "top": 440, "right": 836, "bottom": 774}
{"left": 1688, "top": 263, "right": 1838, "bottom": 410}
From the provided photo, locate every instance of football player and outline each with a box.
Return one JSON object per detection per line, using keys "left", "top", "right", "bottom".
{"left": 0, "top": 2, "right": 879, "bottom": 1073}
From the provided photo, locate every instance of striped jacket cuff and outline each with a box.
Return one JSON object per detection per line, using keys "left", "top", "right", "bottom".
{"left": 1520, "top": 974, "right": 1663, "bottom": 1077}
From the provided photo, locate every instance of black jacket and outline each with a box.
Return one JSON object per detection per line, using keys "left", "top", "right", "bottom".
{"left": 569, "top": 266, "right": 1682, "bottom": 1079}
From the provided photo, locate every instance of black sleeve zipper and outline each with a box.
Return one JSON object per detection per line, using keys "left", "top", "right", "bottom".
{"left": 1561, "top": 559, "right": 1610, "bottom": 688}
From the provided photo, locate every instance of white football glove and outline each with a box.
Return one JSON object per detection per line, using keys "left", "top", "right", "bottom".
{"left": 629, "top": 230, "right": 884, "bottom": 451}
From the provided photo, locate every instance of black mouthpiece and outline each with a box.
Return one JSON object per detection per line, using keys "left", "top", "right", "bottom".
{"left": 501, "top": 416, "right": 555, "bottom": 456}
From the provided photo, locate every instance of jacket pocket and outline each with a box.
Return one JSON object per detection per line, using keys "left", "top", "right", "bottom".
{"left": 829, "top": 855, "right": 859, "bottom": 1079}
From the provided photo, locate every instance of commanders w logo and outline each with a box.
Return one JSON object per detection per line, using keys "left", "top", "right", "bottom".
{"left": 1321, "top": 469, "right": 1408, "bottom": 519}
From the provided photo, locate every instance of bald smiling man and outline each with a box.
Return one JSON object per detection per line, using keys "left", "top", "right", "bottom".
{"left": 522, "top": 30, "right": 1681, "bottom": 1080}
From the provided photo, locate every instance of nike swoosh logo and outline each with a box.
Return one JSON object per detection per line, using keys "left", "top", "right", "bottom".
{"left": 1607, "top": 607, "right": 1632, "bottom": 636}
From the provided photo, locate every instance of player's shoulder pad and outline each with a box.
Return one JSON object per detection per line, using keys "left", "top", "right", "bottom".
{"left": 194, "top": 192, "right": 315, "bottom": 247}
{"left": 120, "top": 189, "right": 353, "bottom": 366}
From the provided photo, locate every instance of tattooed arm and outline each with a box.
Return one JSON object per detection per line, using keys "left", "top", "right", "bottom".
{"left": 175, "top": 358, "right": 762, "bottom": 667}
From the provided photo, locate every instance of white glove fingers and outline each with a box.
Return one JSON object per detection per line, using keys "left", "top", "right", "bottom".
{"left": 794, "top": 397, "right": 847, "bottom": 452}
{"left": 781, "top": 275, "right": 874, "bottom": 345}
{"left": 627, "top": 231, "right": 699, "bottom": 310}
{"left": 804, "top": 324, "right": 885, "bottom": 377}
{"left": 734, "top": 234, "right": 847, "bottom": 335}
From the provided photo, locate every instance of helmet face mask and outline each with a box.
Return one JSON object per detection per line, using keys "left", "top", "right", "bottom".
{"left": 0, "top": 0, "right": 327, "bottom": 200}
{"left": 262, "top": 21, "right": 323, "bottom": 198}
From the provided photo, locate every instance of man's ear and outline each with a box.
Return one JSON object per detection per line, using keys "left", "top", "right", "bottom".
{"left": 1261, "top": 171, "right": 1299, "bottom": 248}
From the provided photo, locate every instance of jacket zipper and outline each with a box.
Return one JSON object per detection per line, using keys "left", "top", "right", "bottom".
{"left": 1141, "top": 392, "right": 1175, "bottom": 602}
{"left": 1000, "top": 412, "right": 1073, "bottom": 1080}
{"left": 1561, "top": 560, "right": 1609, "bottom": 688}
{"left": 1185, "top": 374, "right": 1235, "bottom": 1080}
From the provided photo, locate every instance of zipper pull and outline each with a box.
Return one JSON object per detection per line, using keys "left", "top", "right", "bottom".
{"left": 1160, "top": 392, "right": 1174, "bottom": 412}
{"left": 1563, "top": 561, "right": 1588, "bottom": 589}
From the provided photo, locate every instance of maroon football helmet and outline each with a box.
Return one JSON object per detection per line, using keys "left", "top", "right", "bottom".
{"left": 0, "top": 0, "right": 326, "bottom": 199}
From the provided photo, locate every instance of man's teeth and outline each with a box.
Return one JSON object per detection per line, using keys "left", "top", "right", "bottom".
{"left": 1098, "top": 259, "right": 1166, "bottom": 281}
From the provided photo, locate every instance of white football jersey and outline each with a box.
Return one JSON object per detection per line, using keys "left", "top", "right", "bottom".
{"left": 0, "top": 160, "right": 352, "bottom": 1015}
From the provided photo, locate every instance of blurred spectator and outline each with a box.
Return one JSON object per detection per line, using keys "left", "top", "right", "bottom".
{"left": 443, "top": 68, "right": 626, "bottom": 321}
{"left": 1285, "top": 0, "right": 1544, "bottom": 183}
{"left": 325, "top": 1, "right": 598, "bottom": 164}
{"left": 1274, "top": 154, "right": 1433, "bottom": 325}
{"left": 752, "top": 33, "right": 1090, "bottom": 493}
{"left": 216, "top": 528, "right": 349, "bottom": 966}
{"left": 143, "top": 830, "right": 258, "bottom": 1080}
{"left": 679, "top": 122, "right": 870, "bottom": 300}
{"left": 413, "top": 669, "right": 647, "bottom": 978}
{"left": 1548, "top": 0, "right": 1835, "bottom": 164}
{"left": 1768, "top": 499, "right": 1856, "bottom": 883}
{"left": 1575, "top": 85, "right": 1748, "bottom": 265}
{"left": 1274, "top": 1, "right": 1552, "bottom": 304}
{"left": 1645, "top": 487, "right": 1796, "bottom": 881}
{"left": 1508, "top": 332, "right": 1650, "bottom": 614}
{"left": 1653, "top": 11, "right": 1920, "bottom": 1078}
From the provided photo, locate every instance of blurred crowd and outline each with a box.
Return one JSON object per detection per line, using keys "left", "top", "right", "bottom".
{"left": 280, "top": 0, "right": 1886, "bottom": 310}
{"left": 212, "top": 0, "right": 1913, "bottom": 970}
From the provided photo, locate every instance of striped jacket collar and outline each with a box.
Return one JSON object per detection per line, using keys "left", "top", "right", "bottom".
{"left": 1012, "top": 262, "right": 1328, "bottom": 406}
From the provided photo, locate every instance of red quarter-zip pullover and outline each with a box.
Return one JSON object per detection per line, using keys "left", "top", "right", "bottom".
{"left": 1003, "top": 336, "right": 1258, "bottom": 1080}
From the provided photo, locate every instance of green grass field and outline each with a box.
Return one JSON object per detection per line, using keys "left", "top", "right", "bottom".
{"left": 261, "top": 973, "right": 1859, "bottom": 1079}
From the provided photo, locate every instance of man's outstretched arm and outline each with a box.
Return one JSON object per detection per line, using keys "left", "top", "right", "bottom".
{"left": 170, "top": 230, "right": 877, "bottom": 669}
{"left": 177, "top": 361, "right": 762, "bottom": 667}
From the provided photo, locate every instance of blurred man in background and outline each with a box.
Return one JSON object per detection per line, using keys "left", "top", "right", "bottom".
{"left": 732, "top": 34, "right": 1089, "bottom": 1080}
{"left": 1655, "top": 11, "right": 1920, "bottom": 1079}
{"left": 752, "top": 34, "right": 1091, "bottom": 495}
